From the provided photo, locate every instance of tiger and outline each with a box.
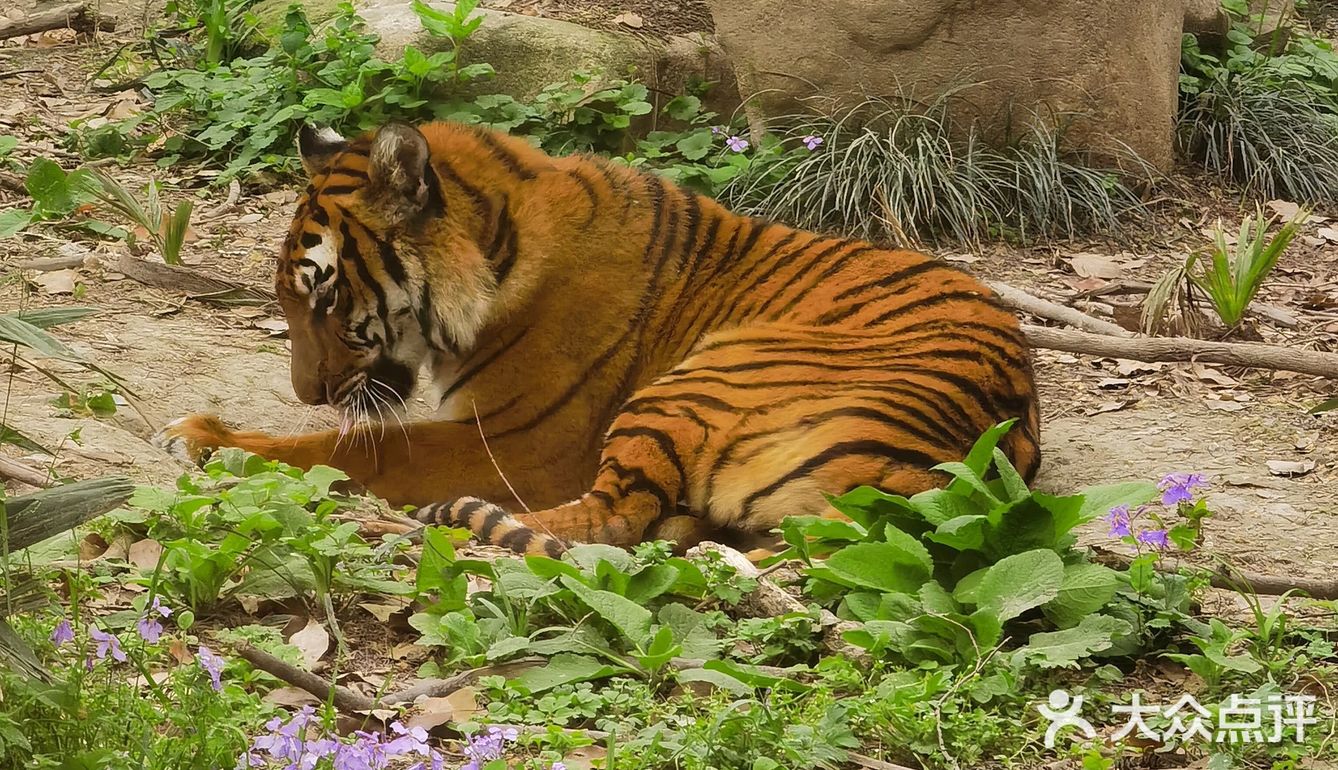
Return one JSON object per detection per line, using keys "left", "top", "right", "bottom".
{"left": 155, "top": 120, "right": 1041, "bottom": 558}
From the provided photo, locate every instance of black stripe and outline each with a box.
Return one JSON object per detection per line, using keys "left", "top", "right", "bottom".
{"left": 642, "top": 175, "right": 669, "bottom": 266}
{"left": 675, "top": 193, "right": 703, "bottom": 272}
{"left": 317, "top": 185, "right": 360, "bottom": 197}
{"left": 622, "top": 391, "right": 737, "bottom": 414}
{"left": 864, "top": 290, "right": 1003, "bottom": 328}
{"left": 376, "top": 236, "right": 408, "bottom": 284}
{"left": 605, "top": 426, "right": 687, "bottom": 493}
{"left": 566, "top": 169, "right": 599, "bottom": 227}
{"left": 498, "top": 528, "right": 534, "bottom": 553}
{"left": 493, "top": 324, "right": 637, "bottom": 437}
{"left": 478, "top": 506, "right": 509, "bottom": 541}
{"left": 494, "top": 226, "right": 520, "bottom": 285}
{"left": 452, "top": 499, "right": 488, "bottom": 528}
{"left": 299, "top": 232, "right": 323, "bottom": 249}
{"left": 326, "top": 164, "right": 369, "bottom": 180}
{"left": 439, "top": 328, "right": 531, "bottom": 401}
{"left": 435, "top": 157, "right": 490, "bottom": 220}
{"left": 476, "top": 130, "right": 537, "bottom": 180}
{"left": 339, "top": 221, "right": 389, "bottom": 318}
{"left": 309, "top": 204, "right": 330, "bottom": 227}
{"left": 605, "top": 460, "right": 674, "bottom": 517}
{"left": 833, "top": 260, "right": 951, "bottom": 303}
{"left": 764, "top": 243, "right": 876, "bottom": 320}
{"left": 741, "top": 440, "right": 943, "bottom": 518}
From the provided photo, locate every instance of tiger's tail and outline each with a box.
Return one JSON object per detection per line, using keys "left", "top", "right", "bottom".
{"left": 414, "top": 497, "right": 569, "bottom": 558}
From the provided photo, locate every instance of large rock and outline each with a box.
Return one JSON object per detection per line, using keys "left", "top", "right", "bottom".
{"left": 707, "top": 0, "right": 1224, "bottom": 171}
{"left": 255, "top": 0, "right": 737, "bottom": 117}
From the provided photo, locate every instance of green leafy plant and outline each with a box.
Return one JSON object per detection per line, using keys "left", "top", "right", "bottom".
{"left": 81, "top": 171, "right": 195, "bottom": 265}
{"left": 774, "top": 421, "right": 1167, "bottom": 669}
{"left": 111, "top": 450, "right": 408, "bottom": 613}
{"left": 1191, "top": 209, "right": 1304, "bottom": 329}
{"left": 1179, "top": 0, "right": 1338, "bottom": 199}
{"left": 0, "top": 158, "right": 96, "bottom": 238}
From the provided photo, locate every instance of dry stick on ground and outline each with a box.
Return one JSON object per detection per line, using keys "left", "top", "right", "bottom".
{"left": 234, "top": 643, "right": 539, "bottom": 712}
{"left": 986, "top": 280, "right": 1134, "bottom": 337}
{"left": 0, "top": 456, "right": 52, "bottom": 488}
{"left": 1091, "top": 548, "right": 1338, "bottom": 600}
{"left": 686, "top": 541, "right": 870, "bottom": 665}
{"left": 0, "top": 2, "right": 116, "bottom": 39}
{"left": 1022, "top": 324, "right": 1338, "bottom": 379}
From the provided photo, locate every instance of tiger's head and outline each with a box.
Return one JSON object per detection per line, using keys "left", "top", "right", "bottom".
{"left": 277, "top": 122, "right": 498, "bottom": 417}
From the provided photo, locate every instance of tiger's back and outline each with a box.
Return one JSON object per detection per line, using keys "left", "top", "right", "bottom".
{"left": 159, "top": 121, "right": 1039, "bottom": 556}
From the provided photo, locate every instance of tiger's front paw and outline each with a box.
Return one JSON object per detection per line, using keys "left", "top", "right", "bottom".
{"left": 152, "top": 414, "right": 236, "bottom": 466}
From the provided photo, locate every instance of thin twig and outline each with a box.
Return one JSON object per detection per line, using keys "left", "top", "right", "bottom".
{"left": 846, "top": 752, "right": 919, "bottom": 770}
{"left": 0, "top": 456, "right": 52, "bottom": 488}
{"left": 1091, "top": 547, "right": 1338, "bottom": 600}
{"left": 471, "top": 399, "right": 530, "bottom": 513}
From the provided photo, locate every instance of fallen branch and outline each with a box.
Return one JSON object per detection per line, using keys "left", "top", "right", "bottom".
{"left": 116, "top": 254, "right": 273, "bottom": 305}
{"left": 235, "top": 643, "right": 538, "bottom": 712}
{"left": 986, "top": 280, "right": 1133, "bottom": 337}
{"left": 847, "top": 752, "right": 918, "bottom": 770}
{"left": 234, "top": 643, "right": 376, "bottom": 713}
{"left": 5, "top": 476, "right": 134, "bottom": 551}
{"left": 0, "top": 456, "right": 51, "bottom": 488}
{"left": 1021, "top": 324, "right": 1338, "bottom": 379}
{"left": 0, "top": 2, "right": 115, "bottom": 39}
{"left": 1092, "top": 548, "right": 1338, "bottom": 600}
{"left": 686, "top": 541, "right": 870, "bottom": 665}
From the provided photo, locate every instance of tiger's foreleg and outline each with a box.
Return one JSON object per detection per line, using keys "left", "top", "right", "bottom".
{"left": 151, "top": 413, "right": 581, "bottom": 509}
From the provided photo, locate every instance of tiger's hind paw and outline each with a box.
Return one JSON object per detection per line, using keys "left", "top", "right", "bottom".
{"left": 152, "top": 414, "right": 236, "bottom": 466}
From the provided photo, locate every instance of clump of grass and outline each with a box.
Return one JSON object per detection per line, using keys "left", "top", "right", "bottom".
{"left": 81, "top": 171, "right": 194, "bottom": 265}
{"left": 1177, "top": 73, "right": 1338, "bottom": 202}
{"left": 1142, "top": 208, "right": 1306, "bottom": 335}
{"left": 721, "top": 95, "right": 1151, "bottom": 246}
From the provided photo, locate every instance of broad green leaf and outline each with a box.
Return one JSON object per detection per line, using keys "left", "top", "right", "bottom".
{"left": 882, "top": 524, "right": 933, "bottom": 573}
{"left": 1021, "top": 614, "right": 1132, "bottom": 668}
{"left": 485, "top": 636, "right": 531, "bottom": 661}
{"left": 675, "top": 130, "right": 714, "bottom": 161}
{"left": 702, "top": 660, "right": 811, "bottom": 692}
{"left": 1309, "top": 397, "right": 1338, "bottom": 414}
{"left": 918, "top": 581, "right": 959, "bottom": 615}
{"left": 560, "top": 574, "right": 652, "bottom": 642}
{"left": 951, "top": 566, "right": 990, "bottom": 604}
{"left": 676, "top": 667, "right": 753, "bottom": 694}
{"left": 417, "top": 527, "right": 467, "bottom": 609}
{"left": 926, "top": 514, "right": 986, "bottom": 551}
{"left": 822, "top": 541, "right": 931, "bottom": 594}
{"left": 26, "top": 159, "right": 77, "bottom": 217}
{"left": 991, "top": 447, "right": 1030, "bottom": 501}
{"left": 1042, "top": 562, "right": 1121, "bottom": 628}
{"left": 566, "top": 544, "right": 635, "bottom": 574}
{"left": 635, "top": 625, "right": 681, "bottom": 670}
{"left": 624, "top": 563, "right": 681, "bottom": 604}
{"left": 828, "top": 486, "right": 916, "bottom": 527}
{"left": 974, "top": 549, "right": 1064, "bottom": 622}
{"left": 658, "top": 603, "right": 722, "bottom": 660}
{"left": 664, "top": 94, "right": 702, "bottom": 121}
{"left": 0, "top": 208, "right": 29, "bottom": 238}
{"left": 955, "top": 419, "right": 1016, "bottom": 483}
{"left": 1075, "top": 482, "right": 1157, "bottom": 523}
{"left": 512, "top": 653, "right": 624, "bottom": 693}
{"left": 908, "top": 487, "right": 979, "bottom": 526}
{"left": 523, "top": 555, "right": 583, "bottom": 582}
{"left": 933, "top": 461, "right": 1000, "bottom": 504}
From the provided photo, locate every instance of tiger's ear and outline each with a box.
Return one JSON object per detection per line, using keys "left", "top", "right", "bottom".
{"left": 297, "top": 124, "right": 348, "bottom": 176}
{"left": 368, "top": 122, "right": 433, "bottom": 213}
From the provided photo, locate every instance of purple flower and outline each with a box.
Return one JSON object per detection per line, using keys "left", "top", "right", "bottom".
{"left": 1159, "top": 472, "right": 1208, "bottom": 506}
{"left": 137, "top": 596, "right": 173, "bottom": 643}
{"left": 725, "top": 135, "right": 749, "bottom": 152}
{"left": 552, "top": 763, "right": 567, "bottom": 770}
{"left": 1104, "top": 505, "right": 1133, "bottom": 538}
{"left": 802, "top": 134, "right": 824, "bottom": 150}
{"left": 51, "top": 619, "right": 74, "bottom": 646}
{"left": 89, "top": 627, "right": 126, "bottom": 662}
{"left": 1136, "top": 528, "right": 1170, "bottom": 549}
{"left": 386, "top": 721, "right": 431, "bottom": 757}
{"left": 197, "top": 646, "right": 224, "bottom": 691}
{"left": 710, "top": 125, "right": 723, "bottom": 135}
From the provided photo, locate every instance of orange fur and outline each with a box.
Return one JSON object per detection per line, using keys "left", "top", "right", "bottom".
{"left": 159, "top": 121, "right": 1041, "bottom": 557}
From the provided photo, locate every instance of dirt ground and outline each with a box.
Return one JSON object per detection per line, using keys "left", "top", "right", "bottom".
{"left": 1, "top": 29, "right": 1336, "bottom": 588}
{"left": 482, "top": 0, "right": 714, "bottom": 38}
